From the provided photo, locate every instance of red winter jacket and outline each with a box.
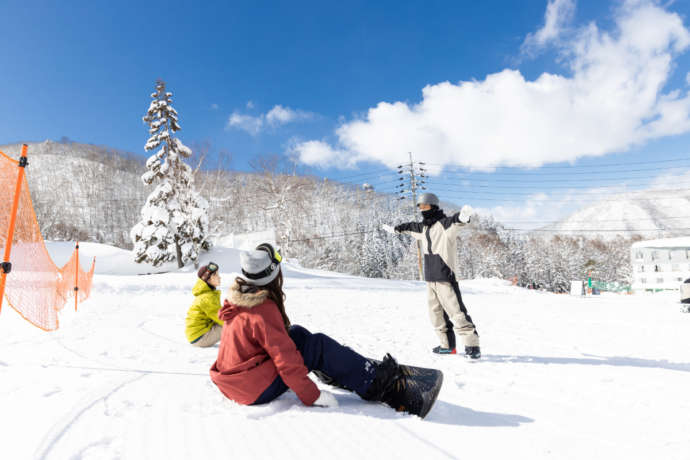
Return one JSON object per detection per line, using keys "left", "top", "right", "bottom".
{"left": 209, "top": 281, "right": 320, "bottom": 406}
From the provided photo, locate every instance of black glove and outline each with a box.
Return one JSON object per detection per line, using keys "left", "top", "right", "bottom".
{"left": 394, "top": 224, "right": 404, "bottom": 233}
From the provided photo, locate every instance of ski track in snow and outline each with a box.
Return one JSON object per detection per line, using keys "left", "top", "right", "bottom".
{"left": 1, "top": 244, "right": 689, "bottom": 459}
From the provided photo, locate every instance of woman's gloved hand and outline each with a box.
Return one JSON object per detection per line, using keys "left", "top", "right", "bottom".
{"left": 458, "top": 205, "right": 474, "bottom": 224}
{"left": 313, "top": 390, "right": 339, "bottom": 408}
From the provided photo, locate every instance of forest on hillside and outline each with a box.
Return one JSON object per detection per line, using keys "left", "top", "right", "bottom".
{"left": 2, "top": 140, "right": 639, "bottom": 292}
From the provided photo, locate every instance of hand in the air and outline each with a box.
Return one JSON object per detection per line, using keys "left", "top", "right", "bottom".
{"left": 458, "top": 205, "right": 474, "bottom": 224}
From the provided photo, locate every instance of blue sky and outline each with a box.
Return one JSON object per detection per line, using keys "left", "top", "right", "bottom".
{"left": 2, "top": 0, "right": 690, "bottom": 228}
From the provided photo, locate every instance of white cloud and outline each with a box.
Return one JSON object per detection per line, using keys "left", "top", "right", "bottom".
{"left": 648, "top": 168, "right": 690, "bottom": 189}
{"left": 292, "top": 1, "right": 690, "bottom": 172}
{"left": 522, "top": 0, "right": 576, "bottom": 53}
{"left": 246, "top": 100, "right": 255, "bottom": 109}
{"left": 227, "top": 112, "right": 264, "bottom": 135}
{"left": 266, "top": 105, "right": 314, "bottom": 125}
{"left": 226, "top": 105, "right": 315, "bottom": 135}
{"left": 288, "top": 140, "right": 351, "bottom": 168}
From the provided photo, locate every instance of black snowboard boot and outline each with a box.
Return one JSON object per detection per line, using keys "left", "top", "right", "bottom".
{"left": 464, "top": 346, "right": 481, "bottom": 360}
{"left": 364, "top": 354, "right": 443, "bottom": 418}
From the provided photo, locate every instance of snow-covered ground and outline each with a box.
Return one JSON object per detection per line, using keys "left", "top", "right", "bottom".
{"left": 1, "top": 242, "right": 688, "bottom": 460}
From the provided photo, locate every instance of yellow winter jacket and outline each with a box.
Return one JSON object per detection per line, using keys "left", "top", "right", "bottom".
{"left": 185, "top": 279, "right": 223, "bottom": 343}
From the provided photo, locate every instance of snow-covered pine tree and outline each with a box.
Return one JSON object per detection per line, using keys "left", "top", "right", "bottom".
{"left": 130, "top": 80, "right": 209, "bottom": 268}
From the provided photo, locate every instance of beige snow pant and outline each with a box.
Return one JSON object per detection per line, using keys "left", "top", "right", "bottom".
{"left": 191, "top": 323, "right": 222, "bottom": 348}
{"left": 427, "top": 281, "right": 480, "bottom": 348}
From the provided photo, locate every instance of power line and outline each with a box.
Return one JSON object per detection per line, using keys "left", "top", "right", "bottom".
{"left": 286, "top": 228, "right": 379, "bottom": 243}
{"left": 407, "top": 185, "right": 690, "bottom": 197}
{"left": 326, "top": 157, "right": 690, "bottom": 185}
{"left": 432, "top": 165, "right": 690, "bottom": 178}
{"left": 503, "top": 227, "right": 690, "bottom": 233}
{"left": 423, "top": 173, "right": 690, "bottom": 185}
{"left": 497, "top": 215, "right": 690, "bottom": 224}
{"left": 285, "top": 224, "right": 690, "bottom": 244}
{"left": 422, "top": 156, "right": 690, "bottom": 169}
{"left": 413, "top": 189, "right": 690, "bottom": 203}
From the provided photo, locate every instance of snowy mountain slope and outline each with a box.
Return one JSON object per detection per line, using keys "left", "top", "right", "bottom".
{"left": 544, "top": 188, "right": 690, "bottom": 239}
{"left": 0, "top": 242, "right": 688, "bottom": 459}
{"left": 0, "top": 140, "right": 147, "bottom": 247}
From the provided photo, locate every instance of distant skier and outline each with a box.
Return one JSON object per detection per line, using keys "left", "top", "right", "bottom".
{"left": 394, "top": 193, "right": 481, "bottom": 359}
{"left": 209, "top": 243, "right": 443, "bottom": 418}
{"left": 185, "top": 262, "right": 224, "bottom": 347}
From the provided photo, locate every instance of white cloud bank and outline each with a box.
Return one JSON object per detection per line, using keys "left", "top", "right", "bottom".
{"left": 227, "top": 105, "right": 314, "bottom": 135}
{"left": 292, "top": 0, "right": 690, "bottom": 172}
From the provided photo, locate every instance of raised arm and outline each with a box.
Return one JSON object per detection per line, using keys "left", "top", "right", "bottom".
{"left": 394, "top": 221, "right": 425, "bottom": 240}
{"left": 441, "top": 205, "right": 473, "bottom": 238}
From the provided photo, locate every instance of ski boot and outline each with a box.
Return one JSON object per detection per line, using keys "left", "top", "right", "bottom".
{"left": 464, "top": 346, "right": 481, "bottom": 360}
{"left": 365, "top": 354, "right": 443, "bottom": 418}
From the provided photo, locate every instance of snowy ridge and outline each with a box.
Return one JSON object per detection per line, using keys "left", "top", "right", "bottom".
{"left": 0, "top": 241, "right": 687, "bottom": 459}
{"left": 0, "top": 140, "right": 147, "bottom": 247}
{"left": 544, "top": 188, "right": 690, "bottom": 239}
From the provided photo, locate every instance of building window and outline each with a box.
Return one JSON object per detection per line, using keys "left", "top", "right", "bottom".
{"left": 656, "top": 277, "right": 664, "bottom": 284}
{"left": 654, "top": 265, "right": 660, "bottom": 272}
{"left": 635, "top": 251, "right": 644, "bottom": 260}
{"left": 678, "top": 277, "right": 684, "bottom": 282}
{"left": 640, "top": 278, "right": 647, "bottom": 284}
{"left": 651, "top": 251, "right": 658, "bottom": 261}
{"left": 638, "top": 265, "right": 645, "bottom": 273}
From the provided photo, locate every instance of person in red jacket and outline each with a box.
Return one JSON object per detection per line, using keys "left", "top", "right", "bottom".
{"left": 209, "top": 243, "right": 442, "bottom": 416}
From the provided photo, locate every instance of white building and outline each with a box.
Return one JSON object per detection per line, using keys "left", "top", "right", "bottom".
{"left": 631, "top": 237, "right": 690, "bottom": 292}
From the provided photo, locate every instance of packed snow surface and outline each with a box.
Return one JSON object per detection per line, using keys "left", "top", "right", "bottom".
{"left": 1, "top": 242, "right": 688, "bottom": 460}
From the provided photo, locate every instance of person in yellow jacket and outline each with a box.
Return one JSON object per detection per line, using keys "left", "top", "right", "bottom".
{"left": 185, "top": 262, "right": 223, "bottom": 347}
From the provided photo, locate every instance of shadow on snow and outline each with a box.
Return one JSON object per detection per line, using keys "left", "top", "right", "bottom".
{"left": 482, "top": 354, "right": 690, "bottom": 373}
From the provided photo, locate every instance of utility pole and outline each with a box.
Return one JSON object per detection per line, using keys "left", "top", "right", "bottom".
{"left": 397, "top": 152, "right": 427, "bottom": 281}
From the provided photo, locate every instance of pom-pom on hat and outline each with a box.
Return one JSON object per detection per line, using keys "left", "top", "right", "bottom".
{"left": 240, "top": 250, "right": 280, "bottom": 286}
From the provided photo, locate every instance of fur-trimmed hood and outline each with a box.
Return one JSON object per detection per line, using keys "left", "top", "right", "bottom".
{"left": 218, "top": 281, "right": 270, "bottom": 322}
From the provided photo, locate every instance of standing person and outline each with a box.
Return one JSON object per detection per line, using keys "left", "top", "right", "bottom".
{"left": 185, "top": 262, "right": 223, "bottom": 347}
{"left": 394, "top": 193, "right": 481, "bottom": 359}
{"left": 209, "top": 243, "right": 443, "bottom": 418}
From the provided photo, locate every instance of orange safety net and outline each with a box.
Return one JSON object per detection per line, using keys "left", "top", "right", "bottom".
{"left": 58, "top": 244, "right": 96, "bottom": 311}
{"left": 0, "top": 146, "right": 96, "bottom": 330}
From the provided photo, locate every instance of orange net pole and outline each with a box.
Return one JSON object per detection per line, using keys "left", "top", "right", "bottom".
{"left": 0, "top": 144, "right": 28, "bottom": 315}
{"left": 74, "top": 242, "right": 79, "bottom": 312}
